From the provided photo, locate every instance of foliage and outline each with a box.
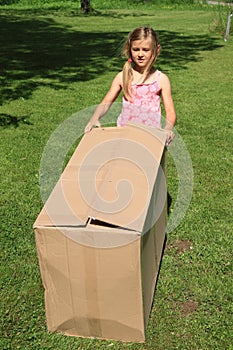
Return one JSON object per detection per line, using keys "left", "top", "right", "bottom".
{"left": 0, "top": 0, "right": 213, "bottom": 9}
{"left": 0, "top": 0, "right": 18, "bottom": 5}
{"left": 209, "top": 5, "right": 233, "bottom": 37}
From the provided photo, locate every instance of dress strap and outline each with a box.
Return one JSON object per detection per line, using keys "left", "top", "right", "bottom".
{"left": 156, "top": 69, "right": 161, "bottom": 81}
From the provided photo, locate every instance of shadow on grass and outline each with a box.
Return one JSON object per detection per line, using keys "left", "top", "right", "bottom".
{"left": 0, "top": 11, "right": 223, "bottom": 108}
{"left": 0, "top": 113, "right": 32, "bottom": 128}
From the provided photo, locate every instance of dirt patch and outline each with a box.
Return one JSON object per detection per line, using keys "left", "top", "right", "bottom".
{"left": 177, "top": 300, "right": 199, "bottom": 317}
{"left": 168, "top": 239, "right": 193, "bottom": 255}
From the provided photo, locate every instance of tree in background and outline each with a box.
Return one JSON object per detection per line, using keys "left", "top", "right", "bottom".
{"left": 81, "top": 0, "right": 91, "bottom": 13}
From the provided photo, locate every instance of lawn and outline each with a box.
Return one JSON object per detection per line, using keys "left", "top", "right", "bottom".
{"left": 0, "top": 4, "right": 232, "bottom": 350}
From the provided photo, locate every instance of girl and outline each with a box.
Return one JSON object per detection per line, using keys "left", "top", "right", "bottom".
{"left": 85, "top": 26, "right": 176, "bottom": 145}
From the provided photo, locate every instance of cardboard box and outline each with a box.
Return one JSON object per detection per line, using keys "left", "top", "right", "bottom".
{"left": 34, "top": 124, "right": 167, "bottom": 343}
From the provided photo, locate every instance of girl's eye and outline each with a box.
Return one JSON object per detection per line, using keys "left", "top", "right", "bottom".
{"left": 132, "top": 48, "right": 150, "bottom": 52}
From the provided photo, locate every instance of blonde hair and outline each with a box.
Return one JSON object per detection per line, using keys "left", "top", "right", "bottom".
{"left": 122, "top": 27, "right": 160, "bottom": 101}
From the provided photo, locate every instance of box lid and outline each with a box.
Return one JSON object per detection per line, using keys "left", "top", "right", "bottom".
{"left": 34, "top": 124, "right": 166, "bottom": 233}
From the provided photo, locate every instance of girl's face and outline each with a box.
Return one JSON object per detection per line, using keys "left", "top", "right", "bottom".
{"left": 130, "top": 38, "right": 153, "bottom": 71}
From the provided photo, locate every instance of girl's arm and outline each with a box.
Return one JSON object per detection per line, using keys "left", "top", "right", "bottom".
{"left": 160, "top": 73, "right": 177, "bottom": 146}
{"left": 160, "top": 73, "right": 177, "bottom": 130}
{"left": 84, "top": 72, "right": 123, "bottom": 133}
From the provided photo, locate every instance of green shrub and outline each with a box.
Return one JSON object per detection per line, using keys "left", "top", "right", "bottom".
{"left": 0, "top": 0, "right": 200, "bottom": 9}
{"left": 0, "top": 0, "right": 19, "bottom": 5}
{"left": 210, "top": 5, "right": 233, "bottom": 36}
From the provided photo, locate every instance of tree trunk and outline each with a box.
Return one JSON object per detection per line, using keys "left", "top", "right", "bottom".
{"left": 80, "top": 0, "right": 91, "bottom": 13}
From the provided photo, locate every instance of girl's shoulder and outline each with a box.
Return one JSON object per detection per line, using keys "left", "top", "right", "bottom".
{"left": 153, "top": 69, "right": 169, "bottom": 81}
{"left": 159, "top": 71, "right": 169, "bottom": 80}
{"left": 158, "top": 71, "right": 171, "bottom": 89}
{"left": 110, "top": 71, "right": 123, "bottom": 89}
{"left": 112, "top": 71, "right": 123, "bottom": 84}
{"left": 115, "top": 71, "right": 123, "bottom": 81}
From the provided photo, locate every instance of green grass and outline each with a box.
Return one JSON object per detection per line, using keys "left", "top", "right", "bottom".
{"left": 0, "top": 4, "right": 233, "bottom": 350}
{"left": 1, "top": 0, "right": 232, "bottom": 10}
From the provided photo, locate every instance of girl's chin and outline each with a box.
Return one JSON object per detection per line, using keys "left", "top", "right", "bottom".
{"left": 136, "top": 62, "right": 147, "bottom": 68}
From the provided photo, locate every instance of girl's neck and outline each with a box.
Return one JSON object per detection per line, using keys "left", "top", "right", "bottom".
{"left": 134, "top": 66, "right": 146, "bottom": 74}
{"left": 133, "top": 67, "right": 157, "bottom": 84}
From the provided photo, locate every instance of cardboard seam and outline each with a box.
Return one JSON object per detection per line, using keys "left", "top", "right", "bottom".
{"left": 64, "top": 236, "right": 78, "bottom": 334}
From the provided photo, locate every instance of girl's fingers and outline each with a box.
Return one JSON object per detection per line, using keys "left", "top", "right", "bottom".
{"left": 84, "top": 121, "right": 101, "bottom": 133}
{"left": 165, "top": 130, "right": 175, "bottom": 147}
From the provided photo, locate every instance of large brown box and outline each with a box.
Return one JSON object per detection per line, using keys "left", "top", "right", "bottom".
{"left": 34, "top": 124, "right": 167, "bottom": 342}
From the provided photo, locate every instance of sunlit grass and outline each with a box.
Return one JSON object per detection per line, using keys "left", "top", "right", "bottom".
{"left": 0, "top": 4, "right": 232, "bottom": 350}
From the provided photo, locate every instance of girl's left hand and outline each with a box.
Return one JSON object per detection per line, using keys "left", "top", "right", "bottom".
{"left": 165, "top": 129, "right": 175, "bottom": 147}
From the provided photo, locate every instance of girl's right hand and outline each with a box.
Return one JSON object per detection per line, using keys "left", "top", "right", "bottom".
{"left": 84, "top": 119, "right": 101, "bottom": 133}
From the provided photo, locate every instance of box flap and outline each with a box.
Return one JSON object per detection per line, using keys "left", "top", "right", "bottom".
{"left": 34, "top": 124, "right": 166, "bottom": 233}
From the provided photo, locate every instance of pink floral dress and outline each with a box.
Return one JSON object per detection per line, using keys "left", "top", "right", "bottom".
{"left": 117, "top": 70, "right": 162, "bottom": 128}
